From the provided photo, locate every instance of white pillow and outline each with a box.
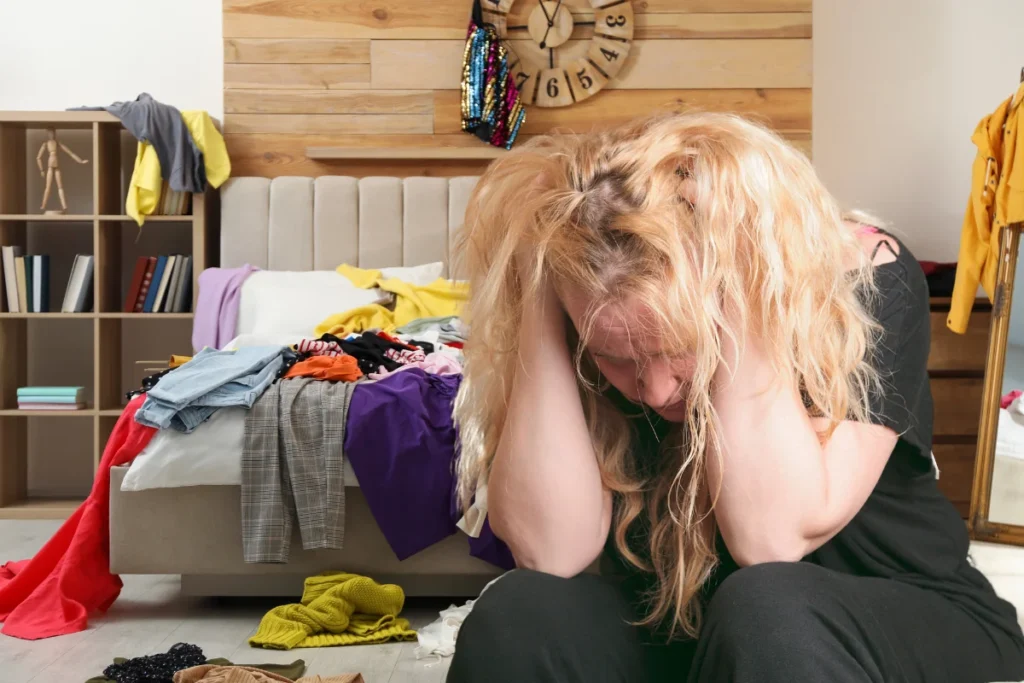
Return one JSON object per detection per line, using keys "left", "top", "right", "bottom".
{"left": 379, "top": 262, "right": 444, "bottom": 286}
{"left": 121, "top": 407, "right": 247, "bottom": 490}
{"left": 236, "top": 270, "right": 385, "bottom": 339}
{"left": 222, "top": 332, "right": 305, "bottom": 350}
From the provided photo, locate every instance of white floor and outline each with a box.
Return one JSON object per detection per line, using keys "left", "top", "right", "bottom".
{"left": 0, "top": 520, "right": 454, "bottom": 683}
{"left": 2, "top": 523, "right": 1024, "bottom": 683}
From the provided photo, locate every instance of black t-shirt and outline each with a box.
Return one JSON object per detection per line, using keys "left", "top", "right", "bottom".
{"left": 607, "top": 234, "right": 1023, "bottom": 643}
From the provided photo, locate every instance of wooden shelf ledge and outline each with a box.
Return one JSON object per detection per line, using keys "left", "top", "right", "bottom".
{"left": 0, "top": 110, "right": 120, "bottom": 130}
{"left": 0, "top": 313, "right": 193, "bottom": 319}
{"left": 99, "top": 215, "right": 193, "bottom": 222}
{"left": 0, "top": 498, "right": 84, "bottom": 520}
{"left": 97, "top": 312, "right": 194, "bottom": 319}
{"left": 0, "top": 214, "right": 94, "bottom": 221}
{"left": 306, "top": 146, "right": 507, "bottom": 161}
{"left": 0, "top": 409, "right": 97, "bottom": 417}
{"left": 0, "top": 214, "right": 193, "bottom": 222}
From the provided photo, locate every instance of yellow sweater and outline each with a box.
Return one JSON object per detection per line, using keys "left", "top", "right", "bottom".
{"left": 249, "top": 572, "right": 417, "bottom": 650}
{"left": 948, "top": 82, "right": 1024, "bottom": 333}
{"left": 126, "top": 110, "right": 231, "bottom": 226}
{"left": 314, "top": 264, "right": 469, "bottom": 338}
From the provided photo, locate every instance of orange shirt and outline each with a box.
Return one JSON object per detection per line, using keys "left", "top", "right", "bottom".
{"left": 284, "top": 355, "right": 362, "bottom": 382}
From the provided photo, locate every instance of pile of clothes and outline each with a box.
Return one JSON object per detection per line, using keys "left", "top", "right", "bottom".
{"left": 73, "top": 93, "right": 230, "bottom": 226}
{"left": 0, "top": 267, "right": 506, "bottom": 641}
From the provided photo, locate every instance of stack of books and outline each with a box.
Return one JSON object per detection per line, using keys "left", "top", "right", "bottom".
{"left": 124, "top": 255, "right": 193, "bottom": 313}
{"left": 156, "top": 182, "right": 192, "bottom": 216}
{"left": 17, "top": 386, "right": 88, "bottom": 411}
{"left": 1, "top": 247, "right": 93, "bottom": 314}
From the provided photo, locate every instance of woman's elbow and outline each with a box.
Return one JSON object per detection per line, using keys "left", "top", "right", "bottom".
{"left": 723, "top": 532, "right": 809, "bottom": 568}
{"left": 489, "top": 511, "right": 608, "bottom": 578}
{"left": 514, "top": 549, "right": 602, "bottom": 579}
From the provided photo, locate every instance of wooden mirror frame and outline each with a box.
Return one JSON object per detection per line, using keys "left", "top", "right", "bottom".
{"left": 970, "top": 223, "right": 1024, "bottom": 545}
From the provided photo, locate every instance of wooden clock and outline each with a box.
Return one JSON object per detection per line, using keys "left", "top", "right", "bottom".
{"left": 482, "top": 0, "right": 634, "bottom": 108}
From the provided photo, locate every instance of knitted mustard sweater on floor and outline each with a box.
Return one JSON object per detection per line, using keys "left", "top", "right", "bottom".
{"left": 249, "top": 573, "right": 417, "bottom": 650}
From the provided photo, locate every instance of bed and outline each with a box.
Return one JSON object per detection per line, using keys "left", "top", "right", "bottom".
{"left": 108, "top": 175, "right": 503, "bottom": 597}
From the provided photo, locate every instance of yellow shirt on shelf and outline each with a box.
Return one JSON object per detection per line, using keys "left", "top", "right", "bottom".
{"left": 125, "top": 110, "right": 232, "bottom": 226}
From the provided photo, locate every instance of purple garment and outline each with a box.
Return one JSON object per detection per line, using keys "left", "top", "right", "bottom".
{"left": 345, "top": 369, "right": 514, "bottom": 569}
{"left": 191, "top": 264, "right": 259, "bottom": 352}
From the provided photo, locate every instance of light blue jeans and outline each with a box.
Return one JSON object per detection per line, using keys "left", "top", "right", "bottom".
{"left": 135, "top": 346, "right": 285, "bottom": 432}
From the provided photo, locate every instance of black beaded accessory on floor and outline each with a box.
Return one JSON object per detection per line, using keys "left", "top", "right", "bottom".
{"left": 102, "top": 642, "right": 205, "bottom": 683}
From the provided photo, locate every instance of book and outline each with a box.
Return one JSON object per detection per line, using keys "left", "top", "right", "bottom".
{"left": 18, "top": 403, "right": 86, "bottom": 411}
{"left": 32, "top": 254, "right": 49, "bottom": 313}
{"left": 142, "top": 256, "right": 167, "bottom": 312}
{"left": 2, "top": 245, "right": 22, "bottom": 313}
{"left": 152, "top": 255, "right": 176, "bottom": 312}
{"left": 61, "top": 255, "right": 81, "bottom": 312}
{"left": 15, "top": 256, "right": 27, "bottom": 313}
{"left": 161, "top": 255, "right": 182, "bottom": 313}
{"left": 133, "top": 257, "right": 157, "bottom": 312}
{"left": 172, "top": 256, "right": 193, "bottom": 313}
{"left": 62, "top": 255, "right": 92, "bottom": 313}
{"left": 17, "top": 386, "right": 85, "bottom": 397}
{"left": 24, "top": 255, "right": 32, "bottom": 313}
{"left": 18, "top": 395, "right": 86, "bottom": 404}
{"left": 123, "top": 257, "right": 149, "bottom": 313}
{"left": 74, "top": 256, "right": 95, "bottom": 313}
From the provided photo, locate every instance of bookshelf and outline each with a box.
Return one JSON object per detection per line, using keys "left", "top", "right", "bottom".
{"left": 0, "top": 111, "right": 217, "bottom": 519}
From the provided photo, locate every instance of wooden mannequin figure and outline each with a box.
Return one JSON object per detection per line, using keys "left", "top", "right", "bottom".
{"left": 37, "top": 128, "right": 89, "bottom": 214}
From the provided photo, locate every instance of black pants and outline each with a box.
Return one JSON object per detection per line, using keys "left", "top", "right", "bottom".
{"left": 448, "top": 563, "right": 1024, "bottom": 683}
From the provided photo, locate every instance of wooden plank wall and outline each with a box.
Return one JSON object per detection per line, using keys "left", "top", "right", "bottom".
{"left": 223, "top": 0, "right": 812, "bottom": 177}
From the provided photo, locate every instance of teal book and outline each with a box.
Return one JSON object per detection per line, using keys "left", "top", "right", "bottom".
{"left": 17, "top": 386, "right": 85, "bottom": 397}
{"left": 18, "top": 395, "right": 83, "bottom": 404}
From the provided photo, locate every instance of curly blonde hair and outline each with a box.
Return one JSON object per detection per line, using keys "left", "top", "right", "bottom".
{"left": 454, "top": 112, "right": 881, "bottom": 637}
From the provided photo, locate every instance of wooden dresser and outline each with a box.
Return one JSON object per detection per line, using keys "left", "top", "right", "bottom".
{"left": 929, "top": 297, "right": 991, "bottom": 517}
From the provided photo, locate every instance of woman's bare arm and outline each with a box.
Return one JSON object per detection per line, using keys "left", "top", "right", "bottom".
{"left": 487, "top": 280, "right": 612, "bottom": 577}
{"left": 709, "top": 329, "right": 896, "bottom": 567}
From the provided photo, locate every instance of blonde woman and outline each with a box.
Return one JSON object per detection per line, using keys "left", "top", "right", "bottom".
{"left": 447, "top": 114, "right": 1024, "bottom": 682}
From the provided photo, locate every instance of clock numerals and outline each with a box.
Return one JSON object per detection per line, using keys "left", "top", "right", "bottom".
{"left": 514, "top": 68, "right": 534, "bottom": 91}
{"left": 587, "top": 35, "right": 631, "bottom": 80}
{"left": 576, "top": 68, "right": 593, "bottom": 90}
{"left": 571, "top": 58, "right": 607, "bottom": 100}
{"left": 502, "top": 0, "right": 633, "bottom": 108}
{"left": 534, "top": 68, "right": 574, "bottom": 107}
{"left": 594, "top": 3, "right": 634, "bottom": 41}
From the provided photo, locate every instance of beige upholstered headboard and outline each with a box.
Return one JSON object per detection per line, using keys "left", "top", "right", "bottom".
{"left": 219, "top": 176, "right": 480, "bottom": 278}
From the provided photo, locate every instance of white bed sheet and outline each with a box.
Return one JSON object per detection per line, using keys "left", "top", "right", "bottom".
{"left": 121, "top": 407, "right": 359, "bottom": 491}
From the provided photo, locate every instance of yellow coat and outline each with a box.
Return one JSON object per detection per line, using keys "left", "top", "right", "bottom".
{"left": 125, "top": 110, "right": 231, "bottom": 226}
{"left": 314, "top": 264, "right": 469, "bottom": 337}
{"left": 948, "top": 83, "right": 1024, "bottom": 333}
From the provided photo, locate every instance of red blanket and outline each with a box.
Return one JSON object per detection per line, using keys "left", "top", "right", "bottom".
{"left": 0, "top": 395, "right": 155, "bottom": 639}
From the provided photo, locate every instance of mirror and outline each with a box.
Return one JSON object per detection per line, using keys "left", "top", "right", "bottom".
{"left": 972, "top": 225, "right": 1024, "bottom": 543}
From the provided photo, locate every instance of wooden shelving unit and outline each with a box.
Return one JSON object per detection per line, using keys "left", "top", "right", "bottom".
{"left": 0, "top": 111, "right": 216, "bottom": 519}
{"left": 305, "top": 146, "right": 508, "bottom": 160}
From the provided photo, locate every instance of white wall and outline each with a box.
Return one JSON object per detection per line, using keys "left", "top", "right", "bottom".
{"left": 0, "top": 0, "right": 223, "bottom": 118}
{"left": 814, "top": 0, "right": 1024, "bottom": 261}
